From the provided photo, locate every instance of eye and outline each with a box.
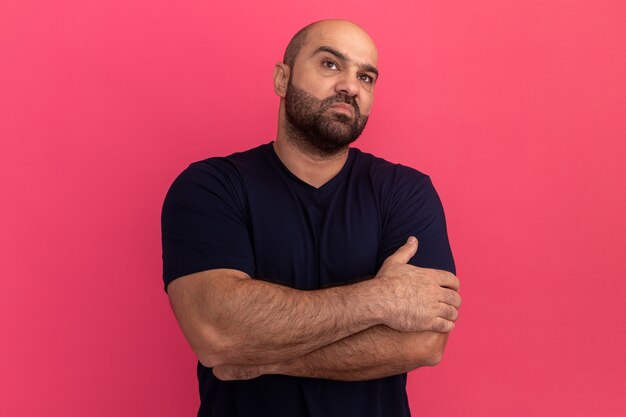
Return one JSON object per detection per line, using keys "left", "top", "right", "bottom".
{"left": 359, "top": 74, "right": 374, "bottom": 84}
{"left": 322, "top": 59, "right": 339, "bottom": 70}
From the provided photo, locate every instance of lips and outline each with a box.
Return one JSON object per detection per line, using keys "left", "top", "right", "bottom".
{"left": 328, "top": 103, "right": 355, "bottom": 115}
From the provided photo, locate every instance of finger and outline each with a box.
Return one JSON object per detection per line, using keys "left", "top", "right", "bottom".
{"left": 212, "top": 365, "right": 234, "bottom": 381}
{"left": 440, "top": 288, "right": 462, "bottom": 308}
{"left": 431, "top": 317, "right": 455, "bottom": 333}
{"left": 214, "top": 365, "right": 260, "bottom": 381}
{"left": 437, "top": 302, "right": 459, "bottom": 322}
{"left": 383, "top": 236, "right": 419, "bottom": 265}
{"left": 437, "top": 270, "right": 460, "bottom": 291}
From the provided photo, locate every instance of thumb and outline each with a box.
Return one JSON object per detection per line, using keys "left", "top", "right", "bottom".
{"left": 384, "top": 236, "right": 419, "bottom": 266}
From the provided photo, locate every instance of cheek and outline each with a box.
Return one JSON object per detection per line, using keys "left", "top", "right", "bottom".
{"left": 292, "top": 75, "right": 334, "bottom": 101}
{"left": 360, "top": 95, "right": 374, "bottom": 116}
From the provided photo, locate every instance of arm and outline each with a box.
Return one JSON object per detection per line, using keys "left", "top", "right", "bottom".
{"left": 212, "top": 241, "right": 459, "bottom": 381}
{"left": 167, "top": 237, "right": 460, "bottom": 369}
{"left": 167, "top": 267, "right": 383, "bottom": 368}
{"left": 214, "top": 327, "right": 449, "bottom": 381}
{"left": 280, "top": 328, "right": 450, "bottom": 380}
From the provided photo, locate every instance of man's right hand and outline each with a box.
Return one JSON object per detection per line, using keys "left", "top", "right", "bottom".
{"left": 373, "top": 236, "right": 461, "bottom": 333}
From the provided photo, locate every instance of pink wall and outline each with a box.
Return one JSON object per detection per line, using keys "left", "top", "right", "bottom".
{"left": 2, "top": 1, "right": 625, "bottom": 416}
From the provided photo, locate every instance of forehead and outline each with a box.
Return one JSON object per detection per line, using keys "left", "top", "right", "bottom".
{"left": 300, "top": 22, "right": 378, "bottom": 67}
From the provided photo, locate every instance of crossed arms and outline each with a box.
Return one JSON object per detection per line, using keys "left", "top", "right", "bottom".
{"left": 167, "top": 237, "right": 461, "bottom": 381}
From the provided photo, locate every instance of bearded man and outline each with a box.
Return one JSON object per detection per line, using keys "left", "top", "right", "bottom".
{"left": 161, "top": 19, "right": 461, "bottom": 417}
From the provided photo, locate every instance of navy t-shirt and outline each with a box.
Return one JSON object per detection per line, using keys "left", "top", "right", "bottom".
{"left": 161, "top": 142, "right": 455, "bottom": 417}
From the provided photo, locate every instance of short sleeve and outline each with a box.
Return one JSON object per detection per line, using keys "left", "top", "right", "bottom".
{"left": 161, "top": 160, "right": 255, "bottom": 292}
{"left": 377, "top": 168, "right": 456, "bottom": 275}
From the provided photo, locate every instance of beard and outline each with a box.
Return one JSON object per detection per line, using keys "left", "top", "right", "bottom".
{"left": 284, "top": 80, "right": 369, "bottom": 157}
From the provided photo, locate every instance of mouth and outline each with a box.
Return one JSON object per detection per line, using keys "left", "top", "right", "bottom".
{"left": 328, "top": 103, "right": 355, "bottom": 116}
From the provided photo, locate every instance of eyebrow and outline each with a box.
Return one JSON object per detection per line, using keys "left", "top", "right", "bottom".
{"left": 311, "top": 45, "right": 379, "bottom": 79}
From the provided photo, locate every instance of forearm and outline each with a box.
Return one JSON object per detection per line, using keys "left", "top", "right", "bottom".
{"left": 282, "top": 327, "right": 448, "bottom": 380}
{"left": 168, "top": 269, "right": 383, "bottom": 367}
{"left": 213, "top": 326, "right": 449, "bottom": 381}
{"left": 282, "top": 327, "right": 449, "bottom": 380}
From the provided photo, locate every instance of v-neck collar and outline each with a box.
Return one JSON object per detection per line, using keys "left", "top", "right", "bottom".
{"left": 265, "top": 141, "right": 355, "bottom": 195}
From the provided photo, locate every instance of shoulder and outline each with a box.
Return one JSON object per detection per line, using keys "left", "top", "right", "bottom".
{"left": 349, "top": 147, "right": 435, "bottom": 198}
{"left": 164, "top": 143, "right": 271, "bottom": 202}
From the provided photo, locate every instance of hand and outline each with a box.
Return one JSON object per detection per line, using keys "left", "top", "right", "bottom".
{"left": 374, "top": 236, "right": 461, "bottom": 333}
{"left": 213, "top": 363, "right": 277, "bottom": 381}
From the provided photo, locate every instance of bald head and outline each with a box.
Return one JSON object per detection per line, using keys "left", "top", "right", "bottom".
{"left": 283, "top": 20, "right": 378, "bottom": 71}
{"left": 273, "top": 19, "right": 379, "bottom": 157}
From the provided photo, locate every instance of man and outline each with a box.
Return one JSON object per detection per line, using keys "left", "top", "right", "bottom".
{"left": 161, "top": 19, "right": 461, "bottom": 417}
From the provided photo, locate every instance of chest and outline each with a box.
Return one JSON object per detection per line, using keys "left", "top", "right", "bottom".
{"left": 245, "top": 176, "right": 383, "bottom": 290}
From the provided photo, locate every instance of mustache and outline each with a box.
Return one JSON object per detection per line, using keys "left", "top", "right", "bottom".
{"left": 320, "top": 94, "right": 360, "bottom": 116}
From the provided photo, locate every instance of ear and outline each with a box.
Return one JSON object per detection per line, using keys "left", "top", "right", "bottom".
{"left": 273, "top": 62, "right": 290, "bottom": 97}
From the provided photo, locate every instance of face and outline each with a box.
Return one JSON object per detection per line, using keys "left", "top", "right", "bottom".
{"left": 281, "top": 21, "right": 379, "bottom": 156}
{"left": 284, "top": 77, "right": 368, "bottom": 156}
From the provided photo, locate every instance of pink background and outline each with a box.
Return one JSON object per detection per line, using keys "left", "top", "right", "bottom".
{"left": 2, "top": 0, "right": 625, "bottom": 416}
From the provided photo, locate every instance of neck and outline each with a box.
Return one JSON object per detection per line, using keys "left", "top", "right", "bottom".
{"left": 274, "top": 113, "right": 349, "bottom": 189}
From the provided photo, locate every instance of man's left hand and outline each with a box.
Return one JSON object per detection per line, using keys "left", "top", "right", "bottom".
{"left": 213, "top": 363, "right": 275, "bottom": 381}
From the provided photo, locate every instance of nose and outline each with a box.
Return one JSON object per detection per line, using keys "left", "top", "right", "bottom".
{"left": 334, "top": 70, "right": 359, "bottom": 97}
